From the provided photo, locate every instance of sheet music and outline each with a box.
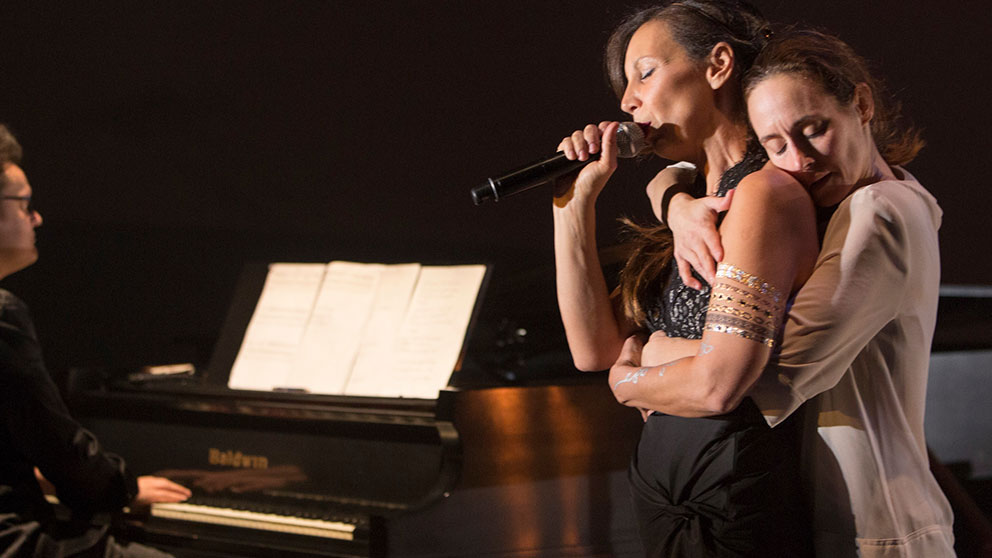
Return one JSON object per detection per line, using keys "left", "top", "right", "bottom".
{"left": 352, "top": 265, "right": 486, "bottom": 398}
{"left": 344, "top": 263, "right": 422, "bottom": 396}
{"left": 285, "top": 261, "right": 391, "bottom": 393}
{"left": 228, "top": 263, "right": 327, "bottom": 391}
{"left": 228, "top": 261, "right": 485, "bottom": 398}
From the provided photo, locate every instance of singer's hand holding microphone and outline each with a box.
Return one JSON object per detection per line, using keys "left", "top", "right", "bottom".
{"left": 556, "top": 122, "right": 624, "bottom": 203}
{"left": 470, "top": 121, "right": 649, "bottom": 204}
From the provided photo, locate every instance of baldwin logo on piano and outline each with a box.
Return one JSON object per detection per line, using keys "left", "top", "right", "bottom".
{"left": 208, "top": 448, "right": 269, "bottom": 469}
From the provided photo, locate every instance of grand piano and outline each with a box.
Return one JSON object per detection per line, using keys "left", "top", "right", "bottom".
{"left": 66, "top": 263, "right": 647, "bottom": 558}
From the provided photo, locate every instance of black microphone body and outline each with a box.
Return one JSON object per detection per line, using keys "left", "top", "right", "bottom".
{"left": 471, "top": 122, "right": 648, "bottom": 205}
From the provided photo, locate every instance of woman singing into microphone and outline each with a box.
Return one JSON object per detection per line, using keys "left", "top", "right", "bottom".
{"left": 553, "top": 1, "right": 815, "bottom": 556}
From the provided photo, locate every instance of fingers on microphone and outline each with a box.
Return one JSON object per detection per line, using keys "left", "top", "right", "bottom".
{"left": 560, "top": 122, "right": 615, "bottom": 161}
{"left": 583, "top": 124, "right": 601, "bottom": 155}
{"left": 599, "top": 122, "right": 619, "bottom": 166}
{"left": 570, "top": 129, "right": 591, "bottom": 160}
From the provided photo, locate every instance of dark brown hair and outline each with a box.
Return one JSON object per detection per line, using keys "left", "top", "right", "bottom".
{"left": 605, "top": 1, "right": 771, "bottom": 114}
{"left": 605, "top": 1, "right": 770, "bottom": 327}
{"left": 743, "top": 27, "right": 924, "bottom": 166}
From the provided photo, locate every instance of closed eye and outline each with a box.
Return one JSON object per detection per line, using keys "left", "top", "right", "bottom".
{"left": 762, "top": 138, "right": 786, "bottom": 157}
{"left": 802, "top": 120, "right": 828, "bottom": 139}
{"left": 639, "top": 68, "right": 655, "bottom": 81}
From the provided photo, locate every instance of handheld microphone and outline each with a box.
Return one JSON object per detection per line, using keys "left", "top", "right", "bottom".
{"left": 470, "top": 122, "right": 649, "bottom": 205}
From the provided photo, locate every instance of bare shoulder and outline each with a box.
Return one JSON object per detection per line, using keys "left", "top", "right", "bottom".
{"left": 736, "top": 167, "right": 807, "bottom": 200}
{"left": 721, "top": 169, "right": 819, "bottom": 291}
{"left": 728, "top": 167, "right": 812, "bottom": 217}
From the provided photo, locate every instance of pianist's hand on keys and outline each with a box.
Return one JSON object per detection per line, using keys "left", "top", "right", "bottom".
{"left": 133, "top": 476, "right": 192, "bottom": 506}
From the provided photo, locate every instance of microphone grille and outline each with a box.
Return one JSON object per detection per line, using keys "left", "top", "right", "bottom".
{"left": 616, "top": 122, "right": 649, "bottom": 159}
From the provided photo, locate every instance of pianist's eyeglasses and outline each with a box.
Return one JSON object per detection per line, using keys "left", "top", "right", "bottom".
{"left": 1, "top": 195, "right": 33, "bottom": 213}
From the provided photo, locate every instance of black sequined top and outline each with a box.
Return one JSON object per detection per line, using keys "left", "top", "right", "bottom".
{"left": 642, "top": 148, "right": 768, "bottom": 337}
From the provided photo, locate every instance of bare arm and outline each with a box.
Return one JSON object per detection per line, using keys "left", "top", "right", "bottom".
{"left": 646, "top": 164, "right": 697, "bottom": 225}
{"left": 640, "top": 330, "right": 701, "bottom": 366}
{"left": 553, "top": 121, "right": 638, "bottom": 370}
{"left": 608, "top": 170, "right": 818, "bottom": 416}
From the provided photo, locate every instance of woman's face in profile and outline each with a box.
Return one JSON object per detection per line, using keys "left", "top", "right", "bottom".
{"left": 620, "top": 19, "right": 717, "bottom": 162}
{"left": 747, "top": 73, "right": 875, "bottom": 207}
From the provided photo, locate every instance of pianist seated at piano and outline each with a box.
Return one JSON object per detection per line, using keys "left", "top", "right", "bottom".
{"left": 0, "top": 124, "right": 192, "bottom": 558}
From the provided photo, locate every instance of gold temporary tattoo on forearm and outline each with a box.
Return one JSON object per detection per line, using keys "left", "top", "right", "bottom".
{"left": 705, "top": 263, "right": 783, "bottom": 347}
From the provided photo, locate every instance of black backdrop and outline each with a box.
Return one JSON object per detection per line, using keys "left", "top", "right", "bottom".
{"left": 1, "top": 1, "right": 989, "bottom": 376}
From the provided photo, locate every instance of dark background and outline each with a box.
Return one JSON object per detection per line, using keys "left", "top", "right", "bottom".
{"left": 0, "top": 1, "right": 989, "bottom": 378}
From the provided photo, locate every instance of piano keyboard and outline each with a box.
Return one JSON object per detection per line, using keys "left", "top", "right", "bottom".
{"left": 150, "top": 502, "right": 356, "bottom": 540}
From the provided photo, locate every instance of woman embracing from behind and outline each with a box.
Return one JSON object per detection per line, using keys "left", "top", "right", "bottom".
{"left": 740, "top": 29, "right": 955, "bottom": 556}
{"left": 553, "top": 1, "right": 815, "bottom": 556}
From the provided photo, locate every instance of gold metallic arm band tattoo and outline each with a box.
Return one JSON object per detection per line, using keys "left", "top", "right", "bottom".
{"left": 704, "top": 314, "right": 776, "bottom": 347}
{"left": 709, "top": 288, "right": 782, "bottom": 315}
{"left": 715, "top": 263, "right": 781, "bottom": 304}
{"left": 705, "top": 302, "right": 774, "bottom": 324}
{"left": 704, "top": 263, "right": 783, "bottom": 347}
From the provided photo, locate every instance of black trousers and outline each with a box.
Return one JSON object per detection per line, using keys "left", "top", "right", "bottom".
{"left": 628, "top": 398, "right": 812, "bottom": 558}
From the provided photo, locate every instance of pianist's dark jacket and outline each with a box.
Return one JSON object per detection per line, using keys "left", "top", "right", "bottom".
{"left": 0, "top": 289, "right": 138, "bottom": 557}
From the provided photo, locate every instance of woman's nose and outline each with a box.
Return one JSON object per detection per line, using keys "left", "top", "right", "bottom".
{"left": 31, "top": 210, "right": 42, "bottom": 227}
{"left": 785, "top": 146, "right": 816, "bottom": 172}
{"left": 621, "top": 86, "right": 639, "bottom": 115}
